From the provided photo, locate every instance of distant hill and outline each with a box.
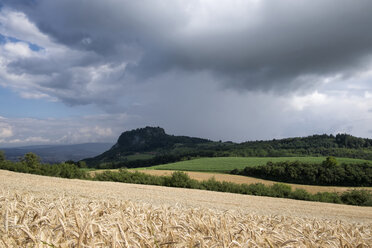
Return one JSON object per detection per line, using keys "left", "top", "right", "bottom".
{"left": 83, "top": 127, "right": 372, "bottom": 169}
{"left": 113, "top": 126, "right": 210, "bottom": 152}
{"left": 84, "top": 127, "right": 217, "bottom": 167}
{"left": 0, "top": 143, "right": 113, "bottom": 163}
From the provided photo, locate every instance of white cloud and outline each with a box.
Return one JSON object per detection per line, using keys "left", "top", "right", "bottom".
{"left": 8, "top": 136, "right": 50, "bottom": 144}
{"left": 78, "top": 126, "right": 113, "bottom": 138}
{"left": 0, "top": 8, "right": 52, "bottom": 49}
{"left": 0, "top": 7, "right": 130, "bottom": 106}
{"left": 290, "top": 91, "right": 328, "bottom": 111}
{"left": 365, "top": 91, "right": 372, "bottom": 99}
{"left": 0, "top": 123, "right": 13, "bottom": 138}
{"left": 0, "top": 113, "right": 138, "bottom": 147}
{"left": 19, "top": 91, "right": 55, "bottom": 100}
{"left": 3, "top": 42, "right": 34, "bottom": 58}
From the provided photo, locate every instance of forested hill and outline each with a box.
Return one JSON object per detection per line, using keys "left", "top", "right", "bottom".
{"left": 236, "top": 134, "right": 372, "bottom": 159}
{"left": 83, "top": 127, "right": 372, "bottom": 169}
{"left": 243, "top": 134, "right": 372, "bottom": 149}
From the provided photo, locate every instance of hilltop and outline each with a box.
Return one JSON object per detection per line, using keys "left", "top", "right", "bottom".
{"left": 111, "top": 126, "right": 210, "bottom": 152}
{"left": 83, "top": 127, "right": 372, "bottom": 169}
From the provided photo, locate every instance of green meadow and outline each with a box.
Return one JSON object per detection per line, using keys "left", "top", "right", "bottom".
{"left": 145, "top": 156, "right": 371, "bottom": 173}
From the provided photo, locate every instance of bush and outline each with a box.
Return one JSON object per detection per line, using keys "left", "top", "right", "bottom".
{"left": 246, "top": 183, "right": 271, "bottom": 196}
{"left": 290, "top": 188, "right": 312, "bottom": 201}
{"left": 313, "top": 192, "right": 342, "bottom": 204}
{"left": 341, "top": 190, "right": 372, "bottom": 206}
{"left": 0, "top": 153, "right": 87, "bottom": 179}
{"left": 200, "top": 177, "right": 221, "bottom": 191}
{"left": 270, "top": 183, "right": 292, "bottom": 198}
{"left": 94, "top": 169, "right": 165, "bottom": 185}
{"left": 165, "top": 171, "right": 198, "bottom": 188}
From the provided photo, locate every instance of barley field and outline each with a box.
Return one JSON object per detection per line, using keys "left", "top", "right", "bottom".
{"left": 1, "top": 170, "right": 372, "bottom": 247}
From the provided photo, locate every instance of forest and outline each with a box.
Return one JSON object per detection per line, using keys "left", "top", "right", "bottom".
{"left": 232, "top": 156, "right": 372, "bottom": 187}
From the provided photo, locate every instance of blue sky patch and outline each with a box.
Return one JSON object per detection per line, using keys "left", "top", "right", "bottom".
{"left": 0, "top": 33, "right": 44, "bottom": 51}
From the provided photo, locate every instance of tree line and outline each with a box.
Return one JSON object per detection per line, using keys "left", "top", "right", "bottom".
{"left": 0, "top": 151, "right": 87, "bottom": 179}
{"left": 232, "top": 157, "right": 372, "bottom": 187}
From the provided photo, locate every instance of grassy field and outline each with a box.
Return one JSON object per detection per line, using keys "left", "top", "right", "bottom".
{"left": 1, "top": 169, "right": 371, "bottom": 247}
{"left": 145, "top": 156, "right": 371, "bottom": 173}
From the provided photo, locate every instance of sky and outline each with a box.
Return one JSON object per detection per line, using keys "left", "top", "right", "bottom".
{"left": 0, "top": 0, "right": 372, "bottom": 147}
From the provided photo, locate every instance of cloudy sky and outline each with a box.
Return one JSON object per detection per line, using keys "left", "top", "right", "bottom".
{"left": 0, "top": 0, "right": 372, "bottom": 147}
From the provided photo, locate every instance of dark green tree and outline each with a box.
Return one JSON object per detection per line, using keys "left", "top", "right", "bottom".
{"left": 323, "top": 156, "right": 338, "bottom": 167}
{"left": 21, "top": 152, "right": 41, "bottom": 170}
{"left": 77, "top": 161, "right": 87, "bottom": 168}
{"left": 0, "top": 150, "right": 5, "bottom": 163}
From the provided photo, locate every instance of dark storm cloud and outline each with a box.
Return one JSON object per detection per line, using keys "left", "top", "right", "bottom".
{"left": 4, "top": 0, "right": 372, "bottom": 94}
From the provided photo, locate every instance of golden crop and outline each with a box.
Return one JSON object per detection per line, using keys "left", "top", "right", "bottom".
{"left": 1, "top": 170, "right": 371, "bottom": 247}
